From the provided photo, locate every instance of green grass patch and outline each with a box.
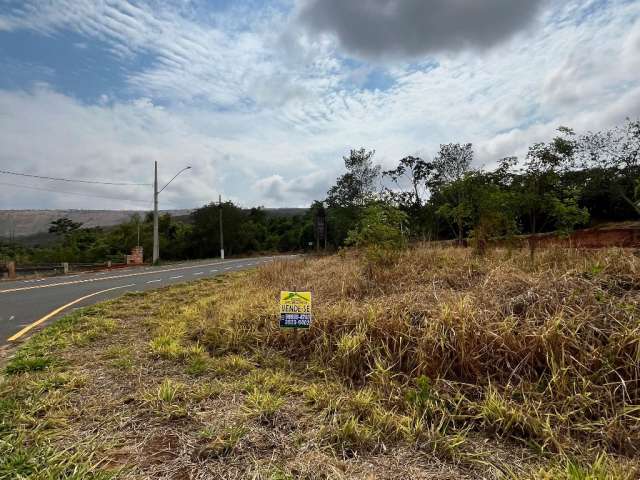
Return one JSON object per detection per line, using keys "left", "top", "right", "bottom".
{"left": 0, "top": 433, "right": 117, "bottom": 480}
{"left": 244, "top": 389, "right": 284, "bottom": 423}
{"left": 194, "top": 424, "right": 248, "bottom": 459}
{"left": 5, "top": 355, "right": 53, "bottom": 375}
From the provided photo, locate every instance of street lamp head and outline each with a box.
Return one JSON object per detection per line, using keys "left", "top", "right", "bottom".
{"left": 158, "top": 165, "right": 192, "bottom": 194}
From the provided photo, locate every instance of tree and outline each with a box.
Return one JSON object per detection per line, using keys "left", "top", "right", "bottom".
{"left": 190, "top": 201, "right": 248, "bottom": 258}
{"left": 578, "top": 118, "right": 640, "bottom": 215}
{"left": 382, "top": 155, "right": 437, "bottom": 239}
{"left": 432, "top": 143, "right": 473, "bottom": 185}
{"left": 345, "top": 202, "right": 407, "bottom": 250}
{"left": 326, "top": 148, "right": 381, "bottom": 208}
{"left": 431, "top": 143, "right": 474, "bottom": 244}
{"left": 516, "top": 127, "right": 579, "bottom": 236}
{"left": 464, "top": 160, "right": 519, "bottom": 254}
{"left": 550, "top": 189, "right": 590, "bottom": 236}
{"left": 345, "top": 201, "right": 408, "bottom": 268}
{"left": 515, "top": 127, "right": 588, "bottom": 257}
{"left": 49, "top": 217, "right": 83, "bottom": 236}
{"left": 383, "top": 155, "right": 433, "bottom": 208}
{"left": 325, "top": 148, "right": 381, "bottom": 246}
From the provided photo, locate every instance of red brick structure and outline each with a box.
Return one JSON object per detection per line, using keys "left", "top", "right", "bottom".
{"left": 126, "top": 246, "right": 144, "bottom": 265}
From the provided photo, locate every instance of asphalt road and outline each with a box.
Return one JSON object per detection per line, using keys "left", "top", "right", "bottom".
{"left": 0, "top": 255, "right": 294, "bottom": 345}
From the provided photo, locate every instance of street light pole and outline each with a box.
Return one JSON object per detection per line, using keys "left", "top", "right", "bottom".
{"left": 219, "top": 194, "right": 224, "bottom": 260}
{"left": 153, "top": 161, "right": 159, "bottom": 264}
{"left": 152, "top": 163, "right": 191, "bottom": 265}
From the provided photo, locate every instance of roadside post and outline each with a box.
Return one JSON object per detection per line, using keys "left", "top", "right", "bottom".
{"left": 7, "top": 261, "right": 16, "bottom": 279}
{"left": 314, "top": 205, "right": 327, "bottom": 252}
{"left": 219, "top": 194, "right": 225, "bottom": 260}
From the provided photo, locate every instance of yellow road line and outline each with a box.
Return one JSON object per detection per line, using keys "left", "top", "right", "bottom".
{"left": 7, "top": 284, "right": 135, "bottom": 342}
{"left": 0, "top": 258, "right": 259, "bottom": 294}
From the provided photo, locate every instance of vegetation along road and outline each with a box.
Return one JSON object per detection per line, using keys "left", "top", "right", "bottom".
{"left": 2, "top": 248, "right": 639, "bottom": 478}
{"left": 0, "top": 256, "right": 295, "bottom": 345}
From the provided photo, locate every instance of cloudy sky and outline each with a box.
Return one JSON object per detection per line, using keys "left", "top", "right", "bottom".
{"left": 0, "top": 0, "right": 639, "bottom": 210}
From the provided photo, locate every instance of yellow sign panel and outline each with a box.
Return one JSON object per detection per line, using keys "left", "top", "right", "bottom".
{"left": 279, "top": 291, "right": 311, "bottom": 328}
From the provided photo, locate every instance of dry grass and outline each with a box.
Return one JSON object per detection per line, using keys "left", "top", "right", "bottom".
{"left": 190, "top": 247, "right": 640, "bottom": 458}
{"left": 1, "top": 246, "right": 639, "bottom": 479}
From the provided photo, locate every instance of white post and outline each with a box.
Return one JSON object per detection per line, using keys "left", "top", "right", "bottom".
{"left": 219, "top": 194, "right": 224, "bottom": 259}
{"left": 153, "top": 161, "right": 159, "bottom": 264}
{"left": 7, "top": 261, "right": 16, "bottom": 279}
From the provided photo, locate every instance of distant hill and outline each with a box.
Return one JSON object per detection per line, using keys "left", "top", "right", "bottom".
{"left": 0, "top": 208, "right": 308, "bottom": 238}
{"left": 263, "top": 208, "right": 308, "bottom": 218}
{"left": 0, "top": 209, "right": 188, "bottom": 238}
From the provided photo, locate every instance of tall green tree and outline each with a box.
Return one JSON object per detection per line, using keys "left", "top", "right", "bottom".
{"left": 516, "top": 127, "right": 587, "bottom": 237}
{"left": 383, "top": 155, "right": 436, "bottom": 239}
{"left": 431, "top": 143, "right": 474, "bottom": 244}
{"left": 190, "top": 201, "right": 247, "bottom": 258}
{"left": 325, "top": 148, "right": 381, "bottom": 246}
{"left": 464, "top": 158, "right": 520, "bottom": 253}
{"left": 383, "top": 155, "right": 433, "bottom": 208}
{"left": 326, "top": 148, "right": 381, "bottom": 208}
{"left": 578, "top": 119, "right": 640, "bottom": 216}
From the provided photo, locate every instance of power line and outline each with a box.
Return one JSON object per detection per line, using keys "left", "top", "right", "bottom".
{"left": 0, "top": 181, "right": 152, "bottom": 206}
{"left": 0, "top": 169, "right": 152, "bottom": 186}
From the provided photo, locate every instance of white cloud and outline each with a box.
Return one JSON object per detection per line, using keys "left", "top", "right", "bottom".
{"left": 254, "top": 170, "right": 334, "bottom": 205}
{"left": 0, "top": 86, "right": 334, "bottom": 210}
{"left": 0, "top": 0, "right": 639, "bottom": 211}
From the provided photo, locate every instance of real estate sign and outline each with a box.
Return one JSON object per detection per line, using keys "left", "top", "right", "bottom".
{"left": 279, "top": 291, "right": 311, "bottom": 329}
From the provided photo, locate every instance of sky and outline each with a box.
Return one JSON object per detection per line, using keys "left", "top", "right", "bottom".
{"left": 0, "top": 0, "right": 639, "bottom": 210}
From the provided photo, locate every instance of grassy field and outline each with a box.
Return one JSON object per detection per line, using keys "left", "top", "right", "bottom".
{"left": 1, "top": 246, "right": 639, "bottom": 479}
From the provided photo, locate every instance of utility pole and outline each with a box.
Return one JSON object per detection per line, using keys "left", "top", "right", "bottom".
{"left": 219, "top": 194, "right": 224, "bottom": 259}
{"left": 9, "top": 215, "right": 15, "bottom": 242}
{"left": 151, "top": 162, "right": 191, "bottom": 265}
{"left": 153, "top": 161, "right": 159, "bottom": 264}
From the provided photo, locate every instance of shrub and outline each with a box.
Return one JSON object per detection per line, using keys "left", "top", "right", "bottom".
{"left": 345, "top": 203, "right": 407, "bottom": 253}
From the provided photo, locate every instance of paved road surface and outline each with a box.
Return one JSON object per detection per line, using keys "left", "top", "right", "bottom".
{"left": 0, "top": 255, "right": 293, "bottom": 345}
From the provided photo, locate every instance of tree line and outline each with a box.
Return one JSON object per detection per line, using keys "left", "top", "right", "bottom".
{"left": 1, "top": 119, "right": 638, "bottom": 264}
{"left": 323, "top": 119, "right": 639, "bottom": 252}
{"left": 0, "top": 206, "right": 317, "bottom": 264}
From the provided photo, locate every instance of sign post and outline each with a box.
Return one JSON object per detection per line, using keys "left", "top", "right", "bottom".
{"left": 314, "top": 205, "right": 327, "bottom": 252}
{"left": 279, "top": 291, "right": 312, "bottom": 329}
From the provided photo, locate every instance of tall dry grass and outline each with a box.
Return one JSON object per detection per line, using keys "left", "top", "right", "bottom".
{"left": 189, "top": 246, "right": 640, "bottom": 458}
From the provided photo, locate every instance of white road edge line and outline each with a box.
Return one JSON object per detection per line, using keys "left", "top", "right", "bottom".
{"left": 0, "top": 257, "right": 277, "bottom": 294}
